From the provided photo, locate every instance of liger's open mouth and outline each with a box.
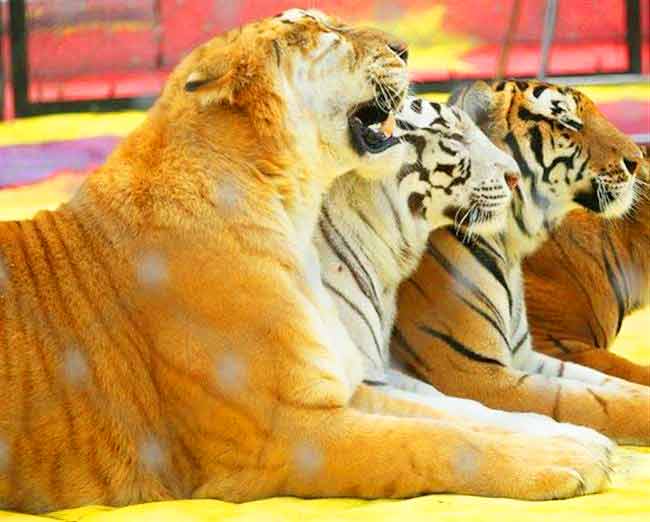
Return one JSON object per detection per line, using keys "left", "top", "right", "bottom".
{"left": 348, "top": 100, "right": 399, "bottom": 155}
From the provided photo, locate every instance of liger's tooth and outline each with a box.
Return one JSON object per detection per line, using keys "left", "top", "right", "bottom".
{"left": 381, "top": 112, "right": 395, "bottom": 137}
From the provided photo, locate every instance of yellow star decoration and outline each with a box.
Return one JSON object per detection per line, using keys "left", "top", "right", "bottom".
{"left": 361, "top": 5, "right": 478, "bottom": 75}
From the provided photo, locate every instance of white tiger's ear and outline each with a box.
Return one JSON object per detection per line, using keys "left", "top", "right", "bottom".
{"left": 449, "top": 81, "right": 494, "bottom": 129}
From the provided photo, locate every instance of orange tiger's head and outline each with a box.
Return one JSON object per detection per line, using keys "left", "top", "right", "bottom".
{"left": 450, "top": 80, "right": 644, "bottom": 219}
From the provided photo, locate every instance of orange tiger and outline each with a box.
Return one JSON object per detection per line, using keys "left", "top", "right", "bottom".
{"left": 393, "top": 80, "right": 649, "bottom": 445}
{"left": 524, "top": 147, "right": 649, "bottom": 385}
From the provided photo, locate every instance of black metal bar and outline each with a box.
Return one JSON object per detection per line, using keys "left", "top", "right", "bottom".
{"left": 153, "top": 0, "right": 164, "bottom": 70}
{"left": 0, "top": 2, "right": 5, "bottom": 120}
{"left": 626, "top": 0, "right": 642, "bottom": 74}
{"left": 496, "top": 0, "right": 522, "bottom": 79}
{"left": 9, "top": 0, "right": 28, "bottom": 117}
{"left": 17, "top": 96, "right": 157, "bottom": 118}
{"left": 7, "top": 0, "right": 158, "bottom": 118}
{"left": 538, "top": 0, "right": 558, "bottom": 79}
{"left": 412, "top": 72, "right": 649, "bottom": 95}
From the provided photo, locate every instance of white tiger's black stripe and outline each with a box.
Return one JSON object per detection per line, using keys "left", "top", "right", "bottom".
{"left": 449, "top": 228, "right": 513, "bottom": 313}
{"left": 322, "top": 278, "right": 383, "bottom": 361}
{"left": 319, "top": 206, "right": 383, "bottom": 322}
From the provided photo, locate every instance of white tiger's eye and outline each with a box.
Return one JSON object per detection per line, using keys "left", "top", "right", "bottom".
{"left": 442, "top": 138, "right": 464, "bottom": 153}
{"left": 442, "top": 132, "right": 468, "bottom": 152}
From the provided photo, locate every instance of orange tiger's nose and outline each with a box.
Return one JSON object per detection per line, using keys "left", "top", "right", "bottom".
{"left": 505, "top": 172, "right": 520, "bottom": 190}
{"left": 623, "top": 158, "right": 639, "bottom": 176}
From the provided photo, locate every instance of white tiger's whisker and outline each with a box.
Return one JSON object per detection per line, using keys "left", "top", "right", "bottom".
{"left": 455, "top": 204, "right": 474, "bottom": 234}
{"left": 462, "top": 203, "right": 480, "bottom": 243}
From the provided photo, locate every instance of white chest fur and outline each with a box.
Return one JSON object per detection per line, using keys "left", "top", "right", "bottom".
{"left": 301, "top": 243, "right": 367, "bottom": 391}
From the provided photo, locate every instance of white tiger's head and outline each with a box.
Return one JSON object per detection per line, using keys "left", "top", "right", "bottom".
{"left": 394, "top": 97, "right": 520, "bottom": 236}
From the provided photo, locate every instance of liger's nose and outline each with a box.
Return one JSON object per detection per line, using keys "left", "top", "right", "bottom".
{"left": 389, "top": 40, "right": 408, "bottom": 63}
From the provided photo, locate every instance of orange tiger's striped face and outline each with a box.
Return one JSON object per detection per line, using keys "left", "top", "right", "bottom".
{"left": 452, "top": 80, "right": 644, "bottom": 219}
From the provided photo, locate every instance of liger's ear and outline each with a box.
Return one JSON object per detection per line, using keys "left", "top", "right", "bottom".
{"left": 448, "top": 81, "right": 494, "bottom": 129}
{"left": 179, "top": 36, "right": 282, "bottom": 136}
{"left": 182, "top": 44, "right": 244, "bottom": 106}
{"left": 184, "top": 70, "right": 238, "bottom": 106}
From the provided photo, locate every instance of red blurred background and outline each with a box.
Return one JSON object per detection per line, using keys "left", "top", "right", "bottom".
{"left": 2, "top": 0, "right": 648, "bottom": 116}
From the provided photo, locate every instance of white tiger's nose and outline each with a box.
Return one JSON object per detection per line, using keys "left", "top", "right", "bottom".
{"left": 505, "top": 172, "right": 520, "bottom": 190}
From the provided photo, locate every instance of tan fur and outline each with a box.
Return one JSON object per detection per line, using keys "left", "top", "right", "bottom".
{"left": 524, "top": 151, "right": 650, "bottom": 385}
{"left": 394, "top": 80, "right": 650, "bottom": 445}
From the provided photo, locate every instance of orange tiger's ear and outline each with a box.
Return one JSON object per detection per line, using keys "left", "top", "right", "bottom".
{"left": 449, "top": 81, "right": 494, "bottom": 129}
